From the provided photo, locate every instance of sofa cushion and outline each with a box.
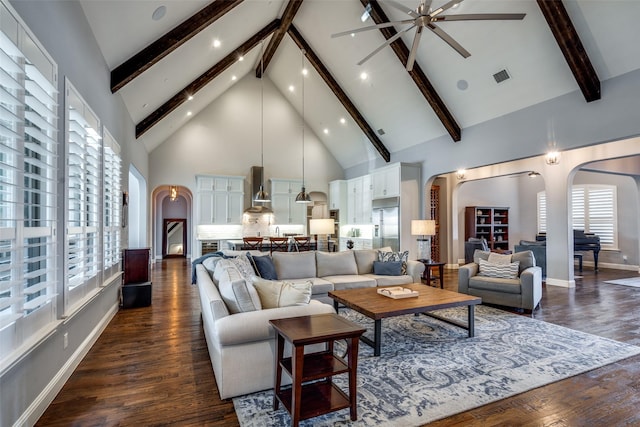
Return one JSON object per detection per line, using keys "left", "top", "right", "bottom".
{"left": 373, "top": 260, "right": 402, "bottom": 276}
{"left": 325, "top": 275, "right": 376, "bottom": 290}
{"left": 511, "top": 250, "right": 536, "bottom": 274}
{"left": 477, "top": 258, "right": 520, "bottom": 279}
{"left": 353, "top": 249, "right": 378, "bottom": 274}
{"left": 214, "top": 260, "right": 262, "bottom": 314}
{"left": 286, "top": 277, "right": 334, "bottom": 295}
{"left": 488, "top": 252, "right": 512, "bottom": 264}
{"left": 252, "top": 278, "right": 313, "bottom": 308}
{"left": 248, "top": 254, "right": 277, "bottom": 280}
{"left": 272, "top": 251, "right": 317, "bottom": 280}
{"left": 365, "top": 274, "right": 413, "bottom": 287}
{"left": 469, "top": 276, "right": 522, "bottom": 294}
{"left": 316, "top": 251, "right": 358, "bottom": 277}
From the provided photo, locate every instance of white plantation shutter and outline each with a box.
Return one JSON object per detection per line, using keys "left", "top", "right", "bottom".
{"left": 103, "top": 128, "right": 121, "bottom": 281}
{"left": 537, "top": 191, "right": 546, "bottom": 233}
{"left": 1, "top": 1, "right": 58, "bottom": 361}
{"left": 537, "top": 185, "right": 617, "bottom": 250}
{"left": 65, "top": 81, "right": 102, "bottom": 311}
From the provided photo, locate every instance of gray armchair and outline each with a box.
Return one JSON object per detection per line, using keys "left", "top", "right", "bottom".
{"left": 458, "top": 250, "right": 542, "bottom": 313}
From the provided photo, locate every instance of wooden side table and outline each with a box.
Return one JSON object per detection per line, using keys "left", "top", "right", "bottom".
{"left": 418, "top": 259, "right": 445, "bottom": 289}
{"left": 270, "top": 313, "right": 365, "bottom": 427}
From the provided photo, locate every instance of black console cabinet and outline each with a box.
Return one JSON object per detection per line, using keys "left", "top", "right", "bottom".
{"left": 122, "top": 248, "right": 151, "bottom": 308}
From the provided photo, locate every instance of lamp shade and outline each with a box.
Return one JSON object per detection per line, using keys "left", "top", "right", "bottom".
{"left": 411, "top": 219, "right": 436, "bottom": 236}
{"left": 310, "top": 218, "right": 334, "bottom": 235}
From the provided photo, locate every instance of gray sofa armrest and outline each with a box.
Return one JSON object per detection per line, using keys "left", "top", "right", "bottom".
{"left": 406, "top": 260, "right": 425, "bottom": 283}
{"left": 458, "top": 263, "right": 478, "bottom": 294}
{"left": 519, "top": 266, "right": 543, "bottom": 309}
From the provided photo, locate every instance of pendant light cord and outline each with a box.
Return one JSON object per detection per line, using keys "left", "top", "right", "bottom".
{"left": 261, "top": 41, "right": 264, "bottom": 172}
{"left": 301, "top": 49, "right": 305, "bottom": 187}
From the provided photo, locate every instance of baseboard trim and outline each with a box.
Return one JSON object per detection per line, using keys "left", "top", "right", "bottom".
{"left": 545, "top": 278, "right": 576, "bottom": 288}
{"left": 17, "top": 302, "right": 119, "bottom": 427}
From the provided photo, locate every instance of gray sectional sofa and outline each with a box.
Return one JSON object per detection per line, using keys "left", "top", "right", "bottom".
{"left": 195, "top": 249, "right": 425, "bottom": 399}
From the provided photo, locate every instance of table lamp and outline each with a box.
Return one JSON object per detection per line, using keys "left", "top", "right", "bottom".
{"left": 411, "top": 219, "right": 436, "bottom": 262}
{"left": 310, "top": 218, "right": 334, "bottom": 252}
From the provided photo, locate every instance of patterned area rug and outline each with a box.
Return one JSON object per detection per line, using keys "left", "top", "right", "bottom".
{"left": 603, "top": 277, "right": 640, "bottom": 288}
{"left": 233, "top": 306, "right": 640, "bottom": 426}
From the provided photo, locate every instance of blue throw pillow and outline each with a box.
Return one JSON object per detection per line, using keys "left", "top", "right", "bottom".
{"left": 373, "top": 261, "right": 402, "bottom": 276}
{"left": 249, "top": 254, "right": 278, "bottom": 280}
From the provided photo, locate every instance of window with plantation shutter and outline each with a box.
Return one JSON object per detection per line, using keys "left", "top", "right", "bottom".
{"left": 1, "top": 0, "right": 58, "bottom": 362}
{"left": 103, "top": 128, "right": 121, "bottom": 282}
{"left": 537, "top": 185, "right": 617, "bottom": 250}
{"left": 65, "top": 81, "right": 102, "bottom": 312}
{"left": 537, "top": 191, "right": 546, "bottom": 233}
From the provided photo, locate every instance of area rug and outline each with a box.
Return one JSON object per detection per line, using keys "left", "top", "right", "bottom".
{"left": 233, "top": 306, "right": 640, "bottom": 426}
{"left": 603, "top": 277, "right": 640, "bottom": 288}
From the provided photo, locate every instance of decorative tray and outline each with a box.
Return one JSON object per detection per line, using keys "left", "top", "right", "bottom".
{"left": 377, "top": 287, "right": 419, "bottom": 299}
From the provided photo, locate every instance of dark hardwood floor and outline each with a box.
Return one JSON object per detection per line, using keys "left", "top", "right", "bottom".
{"left": 37, "top": 259, "right": 640, "bottom": 426}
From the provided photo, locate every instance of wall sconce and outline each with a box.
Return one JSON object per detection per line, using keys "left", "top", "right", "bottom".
{"left": 170, "top": 185, "right": 178, "bottom": 201}
{"left": 456, "top": 169, "right": 466, "bottom": 180}
{"left": 545, "top": 151, "right": 560, "bottom": 165}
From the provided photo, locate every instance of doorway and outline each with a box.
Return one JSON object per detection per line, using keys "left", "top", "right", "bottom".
{"left": 163, "top": 218, "right": 187, "bottom": 258}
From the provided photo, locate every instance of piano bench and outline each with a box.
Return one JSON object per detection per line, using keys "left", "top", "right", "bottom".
{"left": 574, "top": 254, "right": 583, "bottom": 272}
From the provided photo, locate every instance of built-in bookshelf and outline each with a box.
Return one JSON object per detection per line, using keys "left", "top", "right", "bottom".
{"left": 464, "top": 206, "right": 510, "bottom": 251}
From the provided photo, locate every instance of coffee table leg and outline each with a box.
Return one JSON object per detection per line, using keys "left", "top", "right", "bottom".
{"left": 333, "top": 300, "right": 339, "bottom": 313}
{"left": 374, "top": 319, "right": 381, "bottom": 356}
{"left": 468, "top": 305, "right": 475, "bottom": 338}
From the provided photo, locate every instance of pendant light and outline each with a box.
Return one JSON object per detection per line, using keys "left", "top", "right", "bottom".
{"left": 295, "top": 49, "right": 311, "bottom": 204}
{"left": 254, "top": 41, "right": 271, "bottom": 203}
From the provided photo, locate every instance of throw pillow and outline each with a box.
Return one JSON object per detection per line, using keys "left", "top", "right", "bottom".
{"left": 477, "top": 258, "right": 520, "bottom": 279}
{"left": 227, "top": 254, "right": 255, "bottom": 280}
{"left": 373, "top": 261, "right": 402, "bottom": 276}
{"left": 378, "top": 250, "right": 409, "bottom": 275}
{"left": 202, "top": 255, "right": 223, "bottom": 278}
{"left": 487, "top": 252, "right": 512, "bottom": 265}
{"left": 252, "top": 278, "right": 313, "bottom": 308}
{"left": 248, "top": 254, "right": 278, "bottom": 280}
{"left": 214, "top": 259, "right": 262, "bottom": 314}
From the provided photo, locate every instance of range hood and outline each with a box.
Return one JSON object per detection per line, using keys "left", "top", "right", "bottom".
{"left": 244, "top": 166, "right": 273, "bottom": 214}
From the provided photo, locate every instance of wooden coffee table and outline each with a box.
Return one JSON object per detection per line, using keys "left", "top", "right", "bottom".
{"left": 329, "top": 283, "right": 481, "bottom": 356}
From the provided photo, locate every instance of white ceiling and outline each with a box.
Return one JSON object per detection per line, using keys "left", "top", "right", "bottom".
{"left": 80, "top": 0, "right": 640, "bottom": 169}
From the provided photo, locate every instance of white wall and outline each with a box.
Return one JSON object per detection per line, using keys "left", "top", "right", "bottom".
{"left": 149, "top": 74, "right": 344, "bottom": 204}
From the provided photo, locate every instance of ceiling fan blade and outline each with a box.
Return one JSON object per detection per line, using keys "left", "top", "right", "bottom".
{"left": 406, "top": 26, "right": 424, "bottom": 71}
{"left": 386, "top": 0, "right": 420, "bottom": 18}
{"left": 430, "top": 0, "right": 466, "bottom": 17}
{"left": 434, "top": 13, "right": 526, "bottom": 22}
{"left": 331, "top": 19, "right": 415, "bottom": 38}
{"left": 427, "top": 23, "right": 470, "bottom": 58}
{"left": 357, "top": 25, "right": 416, "bottom": 66}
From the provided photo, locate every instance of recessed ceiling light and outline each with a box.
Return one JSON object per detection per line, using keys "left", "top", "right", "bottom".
{"left": 213, "top": 39, "right": 221, "bottom": 48}
{"left": 457, "top": 79, "right": 469, "bottom": 91}
{"left": 350, "top": 33, "right": 355, "bottom": 38}
{"left": 231, "top": 75, "right": 237, "bottom": 81}
{"left": 152, "top": 5, "right": 166, "bottom": 21}
{"left": 142, "top": 103, "right": 148, "bottom": 108}
{"left": 302, "top": 68, "right": 308, "bottom": 76}
{"left": 238, "top": 56, "right": 244, "bottom": 62}
{"left": 340, "top": 118, "right": 346, "bottom": 124}
{"left": 187, "top": 95, "right": 194, "bottom": 101}
{"left": 186, "top": 111, "right": 192, "bottom": 116}
{"left": 323, "top": 128, "right": 329, "bottom": 135}
{"left": 360, "top": 72, "right": 368, "bottom": 80}
{"left": 288, "top": 85, "right": 295, "bottom": 92}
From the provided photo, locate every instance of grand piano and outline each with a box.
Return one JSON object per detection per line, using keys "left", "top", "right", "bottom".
{"left": 536, "top": 230, "right": 601, "bottom": 271}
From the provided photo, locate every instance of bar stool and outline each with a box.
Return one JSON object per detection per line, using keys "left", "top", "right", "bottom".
{"left": 243, "top": 237, "right": 263, "bottom": 251}
{"left": 293, "top": 236, "right": 311, "bottom": 252}
{"left": 269, "top": 237, "right": 289, "bottom": 254}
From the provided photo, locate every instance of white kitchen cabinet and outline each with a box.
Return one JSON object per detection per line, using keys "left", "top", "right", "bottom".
{"left": 346, "top": 175, "right": 372, "bottom": 224}
{"left": 196, "top": 175, "right": 245, "bottom": 225}
{"left": 329, "top": 180, "right": 347, "bottom": 211}
{"left": 371, "top": 163, "right": 401, "bottom": 199}
{"left": 271, "top": 179, "right": 305, "bottom": 225}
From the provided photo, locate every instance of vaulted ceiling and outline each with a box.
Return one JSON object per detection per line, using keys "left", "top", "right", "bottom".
{"left": 80, "top": 0, "right": 640, "bottom": 169}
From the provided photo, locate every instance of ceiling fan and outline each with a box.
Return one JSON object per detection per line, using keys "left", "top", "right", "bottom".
{"left": 332, "top": 0, "right": 525, "bottom": 71}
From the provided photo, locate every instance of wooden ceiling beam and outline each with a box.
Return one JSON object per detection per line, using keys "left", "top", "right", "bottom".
{"left": 287, "top": 25, "right": 391, "bottom": 162}
{"left": 136, "top": 19, "right": 280, "bottom": 138}
{"left": 363, "top": 0, "right": 461, "bottom": 142}
{"left": 111, "top": 0, "right": 243, "bottom": 93}
{"left": 255, "top": 0, "right": 304, "bottom": 78}
{"left": 537, "top": 0, "right": 600, "bottom": 102}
